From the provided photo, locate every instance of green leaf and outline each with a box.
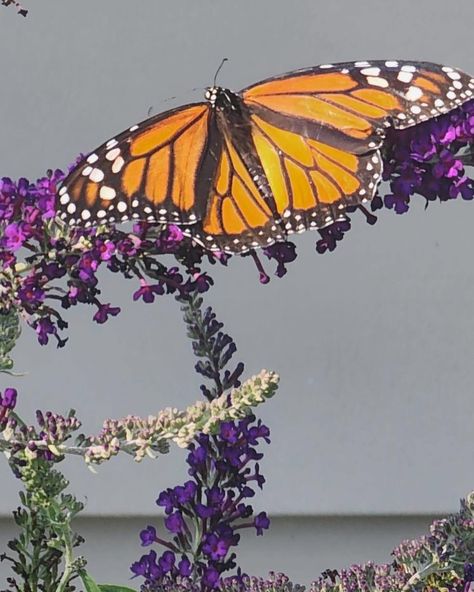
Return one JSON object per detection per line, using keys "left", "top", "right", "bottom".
{"left": 0, "top": 308, "right": 21, "bottom": 371}
{"left": 79, "top": 571, "right": 102, "bottom": 592}
{"left": 98, "top": 585, "right": 137, "bottom": 592}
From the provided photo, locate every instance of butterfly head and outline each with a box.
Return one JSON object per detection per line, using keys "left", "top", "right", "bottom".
{"left": 205, "top": 86, "right": 239, "bottom": 111}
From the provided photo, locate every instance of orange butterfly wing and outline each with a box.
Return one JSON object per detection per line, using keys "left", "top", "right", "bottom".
{"left": 186, "top": 131, "right": 283, "bottom": 252}
{"left": 241, "top": 61, "right": 474, "bottom": 232}
{"left": 58, "top": 103, "right": 213, "bottom": 227}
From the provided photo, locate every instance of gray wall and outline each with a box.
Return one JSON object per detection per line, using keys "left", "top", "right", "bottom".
{"left": 0, "top": 0, "right": 473, "bottom": 587}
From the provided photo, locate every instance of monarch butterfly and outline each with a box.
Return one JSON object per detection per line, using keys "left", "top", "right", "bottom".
{"left": 57, "top": 60, "right": 474, "bottom": 254}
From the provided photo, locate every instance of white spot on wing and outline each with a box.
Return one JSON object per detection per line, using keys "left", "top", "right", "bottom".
{"left": 448, "top": 71, "right": 461, "bottom": 80}
{"left": 90, "top": 168, "right": 105, "bottom": 183}
{"left": 99, "top": 186, "right": 116, "bottom": 200}
{"left": 112, "top": 157, "right": 125, "bottom": 173}
{"left": 405, "top": 86, "right": 423, "bottom": 101}
{"left": 367, "top": 76, "right": 389, "bottom": 88}
{"left": 361, "top": 67, "right": 381, "bottom": 76}
{"left": 397, "top": 71, "right": 413, "bottom": 83}
{"left": 106, "top": 148, "right": 121, "bottom": 161}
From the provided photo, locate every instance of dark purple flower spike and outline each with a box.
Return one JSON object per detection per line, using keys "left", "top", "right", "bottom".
{"left": 132, "top": 297, "right": 270, "bottom": 591}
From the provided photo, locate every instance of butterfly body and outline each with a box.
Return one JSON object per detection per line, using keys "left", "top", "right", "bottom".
{"left": 207, "top": 85, "right": 281, "bottom": 217}
{"left": 57, "top": 60, "right": 474, "bottom": 253}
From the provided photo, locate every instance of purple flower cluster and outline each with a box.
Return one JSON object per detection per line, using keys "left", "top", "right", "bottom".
{"left": 374, "top": 98, "right": 474, "bottom": 213}
{"left": 131, "top": 414, "right": 271, "bottom": 590}
{"left": 310, "top": 493, "right": 474, "bottom": 592}
{"left": 221, "top": 572, "right": 305, "bottom": 592}
{"left": 0, "top": 386, "right": 84, "bottom": 472}
{"left": 0, "top": 387, "right": 17, "bottom": 429}
{"left": 0, "top": 171, "right": 218, "bottom": 348}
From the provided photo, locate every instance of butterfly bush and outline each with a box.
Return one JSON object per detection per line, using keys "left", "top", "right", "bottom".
{"left": 308, "top": 493, "right": 474, "bottom": 592}
{"left": 0, "top": 293, "right": 278, "bottom": 591}
{"left": 0, "top": 371, "right": 278, "bottom": 466}
{"left": 1, "top": 99, "right": 474, "bottom": 592}
{"left": 129, "top": 493, "right": 474, "bottom": 592}
{"left": 126, "top": 295, "right": 274, "bottom": 590}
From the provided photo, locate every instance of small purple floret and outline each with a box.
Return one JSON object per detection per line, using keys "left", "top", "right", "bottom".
{"left": 140, "top": 525, "right": 157, "bottom": 547}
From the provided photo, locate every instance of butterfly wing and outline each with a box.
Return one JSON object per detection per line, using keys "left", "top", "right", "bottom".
{"left": 242, "top": 61, "right": 474, "bottom": 231}
{"left": 186, "top": 129, "right": 283, "bottom": 252}
{"left": 57, "top": 103, "right": 215, "bottom": 227}
{"left": 243, "top": 61, "right": 474, "bottom": 133}
{"left": 249, "top": 113, "right": 382, "bottom": 233}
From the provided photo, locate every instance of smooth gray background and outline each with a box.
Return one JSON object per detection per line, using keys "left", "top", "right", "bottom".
{"left": 0, "top": 0, "right": 473, "bottom": 586}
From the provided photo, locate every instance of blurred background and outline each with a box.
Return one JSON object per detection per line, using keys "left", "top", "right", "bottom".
{"left": 0, "top": 0, "right": 473, "bottom": 586}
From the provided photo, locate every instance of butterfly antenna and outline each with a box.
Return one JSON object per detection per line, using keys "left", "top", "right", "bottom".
{"left": 213, "top": 58, "right": 229, "bottom": 86}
